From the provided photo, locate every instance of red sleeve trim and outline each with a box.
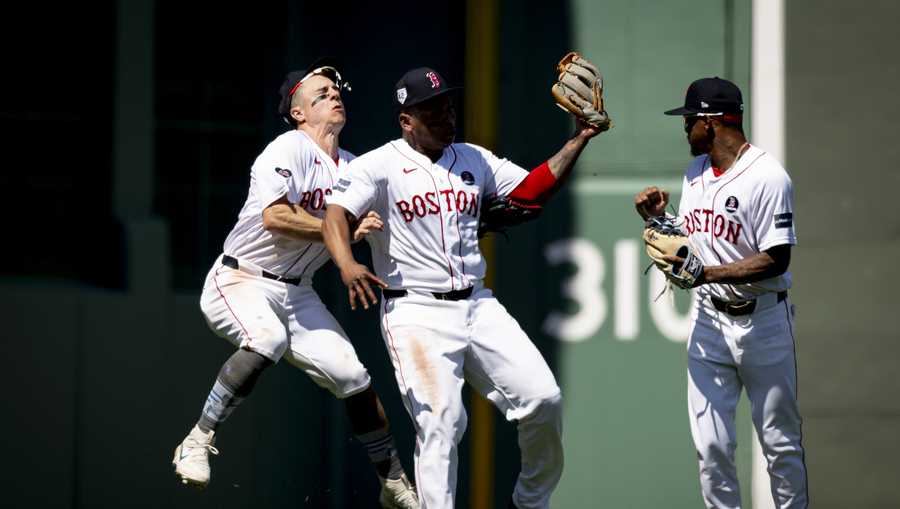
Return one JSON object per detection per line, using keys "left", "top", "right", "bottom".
{"left": 508, "top": 161, "right": 556, "bottom": 204}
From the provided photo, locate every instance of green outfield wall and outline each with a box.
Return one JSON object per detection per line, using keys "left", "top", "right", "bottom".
{"left": 493, "top": 1, "right": 754, "bottom": 507}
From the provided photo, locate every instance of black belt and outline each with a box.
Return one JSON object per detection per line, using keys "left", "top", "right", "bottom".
{"left": 382, "top": 287, "right": 474, "bottom": 301}
{"left": 711, "top": 291, "right": 787, "bottom": 316}
{"left": 221, "top": 255, "right": 302, "bottom": 286}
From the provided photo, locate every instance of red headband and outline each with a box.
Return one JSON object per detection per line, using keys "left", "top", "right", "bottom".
{"left": 288, "top": 80, "right": 303, "bottom": 97}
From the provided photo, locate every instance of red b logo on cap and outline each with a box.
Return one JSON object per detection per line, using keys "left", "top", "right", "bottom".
{"left": 425, "top": 71, "right": 441, "bottom": 89}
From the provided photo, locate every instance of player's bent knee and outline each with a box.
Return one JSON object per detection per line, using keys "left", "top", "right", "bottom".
{"left": 233, "top": 326, "right": 287, "bottom": 361}
{"left": 329, "top": 364, "right": 372, "bottom": 399}
{"left": 536, "top": 392, "right": 563, "bottom": 424}
{"left": 520, "top": 390, "right": 563, "bottom": 424}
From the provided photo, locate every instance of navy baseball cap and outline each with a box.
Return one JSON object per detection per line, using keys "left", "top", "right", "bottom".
{"left": 664, "top": 77, "right": 743, "bottom": 116}
{"left": 394, "top": 67, "right": 461, "bottom": 109}
{"left": 278, "top": 57, "right": 347, "bottom": 123}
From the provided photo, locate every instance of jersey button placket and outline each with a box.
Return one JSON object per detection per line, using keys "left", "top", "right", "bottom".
{"left": 431, "top": 161, "right": 457, "bottom": 290}
{"left": 419, "top": 159, "right": 457, "bottom": 291}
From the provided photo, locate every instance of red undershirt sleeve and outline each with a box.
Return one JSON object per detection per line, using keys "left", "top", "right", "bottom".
{"left": 507, "top": 161, "right": 557, "bottom": 205}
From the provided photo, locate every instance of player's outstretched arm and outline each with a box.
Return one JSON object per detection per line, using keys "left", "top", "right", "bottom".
{"left": 546, "top": 119, "right": 602, "bottom": 182}
{"left": 322, "top": 203, "right": 362, "bottom": 271}
{"left": 503, "top": 119, "right": 604, "bottom": 209}
{"left": 262, "top": 195, "right": 324, "bottom": 241}
{"left": 323, "top": 204, "right": 387, "bottom": 310}
{"left": 537, "top": 51, "right": 608, "bottom": 193}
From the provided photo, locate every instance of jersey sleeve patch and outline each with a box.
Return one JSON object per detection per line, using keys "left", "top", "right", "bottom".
{"left": 774, "top": 212, "right": 793, "bottom": 229}
{"left": 276, "top": 167, "right": 292, "bottom": 178}
{"left": 333, "top": 177, "right": 352, "bottom": 193}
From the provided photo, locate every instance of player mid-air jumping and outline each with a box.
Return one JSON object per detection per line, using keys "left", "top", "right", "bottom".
{"left": 637, "top": 77, "right": 808, "bottom": 508}
{"left": 172, "top": 58, "right": 419, "bottom": 509}
{"left": 322, "top": 54, "right": 610, "bottom": 509}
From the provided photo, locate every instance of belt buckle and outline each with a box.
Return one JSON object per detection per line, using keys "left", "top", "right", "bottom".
{"left": 432, "top": 288, "right": 465, "bottom": 301}
{"left": 726, "top": 299, "right": 756, "bottom": 316}
{"left": 711, "top": 296, "right": 756, "bottom": 316}
{"left": 728, "top": 300, "right": 753, "bottom": 310}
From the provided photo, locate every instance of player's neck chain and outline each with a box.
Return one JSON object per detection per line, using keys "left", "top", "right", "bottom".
{"left": 724, "top": 142, "right": 750, "bottom": 175}
{"left": 711, "top": 142, "right": 750, "bottom": 177}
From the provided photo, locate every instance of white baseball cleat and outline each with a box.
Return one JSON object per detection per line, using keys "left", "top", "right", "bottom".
{"left": 172, "top": 425, "right": 219, "bottom": 489}
{"left": 379, "top": 472, "right": 419, "bottom": 509}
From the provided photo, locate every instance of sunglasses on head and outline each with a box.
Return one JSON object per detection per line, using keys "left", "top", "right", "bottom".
{"left": 683, "top": 112, "right": 723, "bottom": 132}
{"left": 288, "top": 66, "right": 352, "bottom": 97}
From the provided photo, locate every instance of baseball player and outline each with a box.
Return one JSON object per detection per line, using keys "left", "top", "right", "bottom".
{"left": 171, "top": 58, "right": 419, "bottom": 509}
{"left": 321, "top": 67, "right": 605, "bottom": 509}
{"left": 635, "top": 77, "right": 808, "bottom": 508}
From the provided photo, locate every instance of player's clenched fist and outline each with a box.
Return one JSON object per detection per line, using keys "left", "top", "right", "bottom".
{"left": 340, "top": 262, "right": 388, "bottom": 311}
{"left": 634, "top": 186, "right": 669, "bottom": 220}
{"left": 352, "top": 211, "right": 384, "bottom": 243}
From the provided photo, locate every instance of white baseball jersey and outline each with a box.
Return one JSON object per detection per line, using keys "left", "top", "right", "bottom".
{"left": 327, "top": 138, "right": 529, "bottom": 292}
{"left": 680, "top": 144, "right": 808, "bottom": 507}
{"left": 201, "top": 129, "right": 371, "bottom": 392}
{"left": 677, "top": 144, "right": 797, "bottom": 302}
{"left": 223, "top": 130, "right": 354, "bottom": 279}
{"left": 329, "top": 138, "right": 563, "bottom": 508}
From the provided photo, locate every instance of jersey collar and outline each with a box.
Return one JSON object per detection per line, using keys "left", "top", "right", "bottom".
{"left": 296, "top": 130, "right": 343, "bottom": 170}
{"left": 706, "top": 144, "right": 759, "bottom": 181}
{"left": 392, "top": 138, "right": 452, "bottom": 169}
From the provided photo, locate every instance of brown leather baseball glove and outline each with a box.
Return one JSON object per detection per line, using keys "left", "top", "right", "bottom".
{"left": 551, "top": 52, "right": 612, "bottom": 131}
{"left": 643, "top": 216, "right": 704, "bottom": 289}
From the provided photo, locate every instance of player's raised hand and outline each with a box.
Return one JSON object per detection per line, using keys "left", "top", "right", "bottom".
{"left": 352, "top": 211, "right": 384, "bottom": 243}
{"left": 574, "top": 118, "right": 605, "bottom": 139}
{"left": 339, "top": 262, "right": 388, "bottom": 310}
{"left": 635, "top": 186, "right": 669, "bottom": 220}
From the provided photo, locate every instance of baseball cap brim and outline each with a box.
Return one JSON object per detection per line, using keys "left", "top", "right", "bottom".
{"left": 664, "top": 106, "right": 697, "bottom": 116}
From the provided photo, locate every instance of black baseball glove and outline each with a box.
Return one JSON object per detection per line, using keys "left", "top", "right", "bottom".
{"left": 477, "top": 195, "right": 543, "bottom": 238}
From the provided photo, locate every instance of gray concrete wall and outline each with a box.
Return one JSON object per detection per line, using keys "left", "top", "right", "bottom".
{"left": 0, "top": 276, "right": 403, "bottom": 508}
{"left": 786, "top": 1, "right": 900, "bottom": 507}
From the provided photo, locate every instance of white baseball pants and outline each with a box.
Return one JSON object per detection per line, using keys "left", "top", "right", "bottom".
{"left": 380, "top": 286, "right": 563, "bottom": 509}
{"left": 687, "top": 293, "right": 808, "bottom": 508}
{"left": 200, "top": 256, "right": 371, "bottom": 398}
